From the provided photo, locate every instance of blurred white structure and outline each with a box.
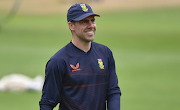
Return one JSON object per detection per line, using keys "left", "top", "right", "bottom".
{"left": 0, "top": 73, "right": 44, "bottom": 92}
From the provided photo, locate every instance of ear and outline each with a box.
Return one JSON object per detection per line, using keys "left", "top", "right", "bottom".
{"left": 68, "top": 22, "right": 75, "bottom": 31}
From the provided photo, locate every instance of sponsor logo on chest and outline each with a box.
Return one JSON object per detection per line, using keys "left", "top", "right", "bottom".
{"left": 70, "top": 63, "right": 81, "bottom": 72}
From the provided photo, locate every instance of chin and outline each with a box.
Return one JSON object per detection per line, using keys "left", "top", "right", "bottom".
{"left": 88, "top": 37, "right": 94, "bottom": 42}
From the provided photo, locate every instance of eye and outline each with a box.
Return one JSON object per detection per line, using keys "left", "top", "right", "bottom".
{"left": 91, "top": 19, "right": 95, "bottom": 23}
{"left": 81, "top": 20, "right": 87, "bottom": 23}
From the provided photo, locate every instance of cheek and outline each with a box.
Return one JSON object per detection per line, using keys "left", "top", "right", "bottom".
{"left": 94, "top": 24, "right": 97, "bottom": 30}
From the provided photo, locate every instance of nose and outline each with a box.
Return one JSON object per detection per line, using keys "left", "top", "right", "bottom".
{"left": 88, "top": 20, "right": 94, "bottom": 28}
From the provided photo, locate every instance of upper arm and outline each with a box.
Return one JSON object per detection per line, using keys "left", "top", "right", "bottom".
{"left": 107, "top": 48, "right": 121, "bottom": 96}
{"left": 39, "top": 58, "right": 66, "bottom": 108}
{"left": 107, "top": 48, "right": 121, "bottom": 109}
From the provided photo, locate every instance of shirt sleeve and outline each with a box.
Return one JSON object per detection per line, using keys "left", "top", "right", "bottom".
{"left": 107, "top": 48, "right": 121, "bottom": 110}
{"left": 39, "top": 57, "right": 65, "bottom": 110}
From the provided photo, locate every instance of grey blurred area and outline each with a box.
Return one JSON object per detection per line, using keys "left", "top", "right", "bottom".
{"left": 0, "top": 73, "right": 44, "bottom": 92}
{"left": 0, "top": 0, "right": 22, "bottom": 30}
{"left": 3, "top": 0, "right": 22, "bottom": 22}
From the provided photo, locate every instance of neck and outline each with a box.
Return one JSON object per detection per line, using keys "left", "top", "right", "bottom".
{"left": 71, "top": 39, "right": 91, "bottom": 53}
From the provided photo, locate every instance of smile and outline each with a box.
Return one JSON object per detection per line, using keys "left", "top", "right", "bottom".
{"left": 87, "top": 31, "right": 93, "bottom": 33}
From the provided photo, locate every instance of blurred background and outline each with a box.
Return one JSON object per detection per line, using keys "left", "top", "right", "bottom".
{"left": 0, "top": 0, "right": 180, "bottom": 110}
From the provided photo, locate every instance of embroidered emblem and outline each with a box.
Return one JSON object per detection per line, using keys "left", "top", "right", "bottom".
{"left": 80, "top": 3, "right": 88, "bottom": 12}
{"left": 70, "top": 63, "right": 81, "bottom": 72}
{"left": 97, "top": 59, "right": 104, "bottom": 69}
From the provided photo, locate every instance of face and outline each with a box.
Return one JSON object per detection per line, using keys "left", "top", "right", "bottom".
{"left": 70, "top": 16, "right": 97, "bottom": 43}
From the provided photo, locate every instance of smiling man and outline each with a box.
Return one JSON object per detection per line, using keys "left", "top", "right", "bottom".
{"left": 69, "top": 16, "right": 96, "bottom": 52}
{"left": 39, "top": 3, "right": 121, "bottom": 110}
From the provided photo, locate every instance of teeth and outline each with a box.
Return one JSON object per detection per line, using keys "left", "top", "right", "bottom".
{"left": 87, "top": 31, "right": 93, "bottom": 33}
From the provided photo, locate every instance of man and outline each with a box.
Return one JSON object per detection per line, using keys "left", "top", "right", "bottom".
{"left": 39, "top": 3, "right": 121, "bottom": 110}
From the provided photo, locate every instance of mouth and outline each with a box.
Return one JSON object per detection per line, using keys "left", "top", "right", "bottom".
{"left": 86, "top": 31, "right": 94, "bottom": 34}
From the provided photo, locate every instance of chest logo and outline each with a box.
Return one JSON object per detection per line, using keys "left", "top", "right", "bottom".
{"left": 70, "top": 63, "right": 81, "bottom": 72}
{"left": 97, "top": 59, "right": 104, "bottom": 69}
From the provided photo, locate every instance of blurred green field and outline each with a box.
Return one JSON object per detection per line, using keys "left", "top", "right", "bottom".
{"left": 0, "top": 7, "right": 180, "bottom": 110}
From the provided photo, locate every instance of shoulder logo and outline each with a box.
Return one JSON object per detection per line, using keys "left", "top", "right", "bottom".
{"left": 70, "top": 63, "right": 81, "bottom": 72}
{"left": 80, "top": 4, "right": 88, "bottom": 12}
{"left": 97, "top": 59, "right": 104, "bottom": 69}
